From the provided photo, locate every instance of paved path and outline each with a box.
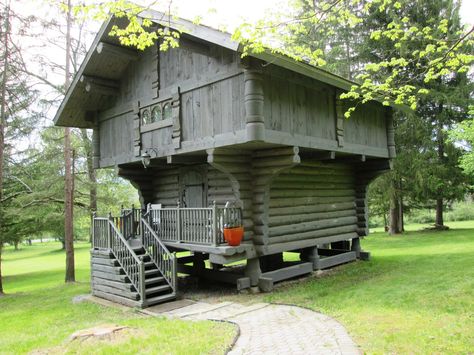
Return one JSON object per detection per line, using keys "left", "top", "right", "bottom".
{"left": 144, "top": 300, "right": 360, "bottom": 354}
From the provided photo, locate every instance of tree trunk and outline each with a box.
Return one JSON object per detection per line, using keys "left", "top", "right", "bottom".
{"left": 14, "top": 241, "right": 18, "bottom": 250}
{"left": 64, "top": 0, "right": 75, "bottom": 283}
{"left": 0, "top": 243, "right": 3, "bottom": 295}
{"left": 398, "top": 179, "right": 404, "bottom": 232}
{"left": 435, "top": 103, "right": 445, "bottom": 228}
{"left": 0, "top": 3, "right": 11, "bottom": 296}
{"left": 389, "top": 193, "right": 402, "bottom": 235}
{"left": 80, "top": 129, "right": 97, "bottom": 213}
{"left": 435, "top": 198, "right": 444, "bottom": 227}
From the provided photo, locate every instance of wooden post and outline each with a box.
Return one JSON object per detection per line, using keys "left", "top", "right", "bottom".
{"left": 301, "top": 247, "right": 320, "bottom": 270}
{"left": 351, "top": 237, "right": 361, "bottom": 258}
{"left": 139, "top": 261, "right": 146, "bottom": 307}
{"left": 245, "top": 258, "right": 262, "bottom": 287}
{"left": 244, "top": 68, "right": 265, "bottom": 141}
{"left": 107, "top": 212, "right": 113, "bottom": 250}
{"left": 335, "top": 91, "right": 345, "bottom": 147}
{"left": 386, "top": 107, "right": 396, "bottom": 158}
{"left": 92, "top": 120, "right": 100, "bottom": 169}
{"left": 176, "top": 200, "right": 181, "bottom": 243}
{"left": 91, "top": 212, "right": 97, "bottom": 248}
{"left": 212, "top": 200, "right": 218, "bottom": 246}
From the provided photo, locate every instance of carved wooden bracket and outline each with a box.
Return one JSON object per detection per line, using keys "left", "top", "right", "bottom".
{"left": 133, "top": 101, "right": 141, "bottom": 157}
{"left": 335, "top": 92, "right": 344, "bottom": 147}
{"left": 171, "top": 87, "right": 182, "bottom": 149}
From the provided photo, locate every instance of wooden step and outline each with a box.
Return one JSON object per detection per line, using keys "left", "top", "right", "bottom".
{"left": 146, "top": 284, "right": 171, "bottom": 295}
{"left": 92, "top": 277, "right": 135, "bottom": 292}
{"left": 93, "top": 290, "right": 142, "bottom": 308}
{"left": 93, "top": 284, "right": 140, "bottom": 301}
{"left": 144, "top": 261, "right": 157, "bottom": 269}
{"left": 92, "top": 271, "right": 129, "bottom": 283}
{"left": 145, "top": 269, "right": 161, "bottom": 276}
{"left": 91, "top": 257, "right": 119, "bottom": 267}
{"left": 145, "top": 276, "right": 165, "bottom": 285}
{"left": 131, "top": 246, "right": 145, "bottom": 254}
{"left": 146, "top": 293, "right": 176, "bottom": 307}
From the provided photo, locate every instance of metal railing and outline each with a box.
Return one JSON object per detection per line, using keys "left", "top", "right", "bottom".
{"left": 92, "top": 215, "right": 145, "bottom": 303}
{"left": 141, "top": 216, "right": 177, "bottom": 293}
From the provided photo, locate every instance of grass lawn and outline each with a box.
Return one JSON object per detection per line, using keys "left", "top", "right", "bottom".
{"left": 0, "top": 242, "right": 235, "bottom": 355}
{"left": 258, "top": 220, "right": 474, "bottom": 353}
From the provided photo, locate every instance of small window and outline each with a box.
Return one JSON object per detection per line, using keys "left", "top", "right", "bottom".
{"left": 163, "top": 103, "right": 172, "bottom": 120}
{"left": 141, "top": 109, "right": 151, "bottom": 125}
{"left": 151, "top": 105, "right": 162, "bottom": 122}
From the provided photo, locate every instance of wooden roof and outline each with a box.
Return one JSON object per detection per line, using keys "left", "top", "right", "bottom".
{"left": 54, "top": 10, "right": 360, "bottom": 128}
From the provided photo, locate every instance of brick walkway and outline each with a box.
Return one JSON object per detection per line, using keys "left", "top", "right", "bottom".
{"left": 144, "top": 300, "right": 360, "bottom": 354}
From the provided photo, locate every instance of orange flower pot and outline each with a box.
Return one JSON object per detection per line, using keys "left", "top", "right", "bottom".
{"left": 223, "top": 226, "right": 244, "bottom": 246}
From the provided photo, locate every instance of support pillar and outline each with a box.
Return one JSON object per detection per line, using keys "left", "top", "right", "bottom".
{"left": 244, "top": 68, "right": 265, "bottom": 141}
{"left": 245, "top": 258, "right": 262, "bottom": 286}
{"left": 351, "top": 237, "right": 361, "bottom": 258}
{"left": 300, "top": 247, "right": 320, "bottom": 270}
{"left": 193, "top": 252, "right": 206, "bottom": 276}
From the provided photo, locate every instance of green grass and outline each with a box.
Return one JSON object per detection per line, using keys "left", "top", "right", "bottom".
{"left": 0, "top": 242, "right": 234, "bottom": 355}
{"left": 262, "top": 221, "right": 474, "bottom": 353}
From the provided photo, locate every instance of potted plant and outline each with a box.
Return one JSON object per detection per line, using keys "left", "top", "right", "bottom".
{"left": 222, "top": 204, "right": 244, "bottom": 246}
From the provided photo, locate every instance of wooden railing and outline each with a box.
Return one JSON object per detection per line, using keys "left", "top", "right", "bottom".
{"left": 141, "top": 216, "right": 177, "bottom": 293}
{"left": 93, "top": 203, "right": 243, "bottom": 249}
{"left": 120, "top": 206, "right": 141, "bottom": 239}
{"left": 147, "top": 203, "right": 242, "bottom": 246}
{"left": 92, "top": 216, "right": 145, "bottom": 302}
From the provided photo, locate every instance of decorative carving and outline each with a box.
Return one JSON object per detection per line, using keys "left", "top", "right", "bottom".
{"left": 335, "top": 91, "right": 344, "bottom": 147}
{"left": 171, "top": 87, "right": 181, "bottom": 149}
{"left": 386, "top": 107, "right": 396, "bottom": 158}
{"left": 133, "top": 101, "right": 141, "bottom": 157}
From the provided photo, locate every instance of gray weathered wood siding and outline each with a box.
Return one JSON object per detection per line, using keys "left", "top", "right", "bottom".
{"left": 267, "top": 161, "right": 358, "bottom": 245}
{"left": 180, "top": 74, "right": 245, "bottom": 142}
{"left": 261, "top": 65, "right": 388, "bottom": 154}
{"left": 97, "top": 38, "right": 246, "bottom": 168}
{"left": 159, "top": 38, "right": 241, "bottom": 90}
{"left": 263, "top": 66, "right": 335, "bottom": 140}
{"left": 116, "top": 46, "right": 156, "bottom": 106}
{"left": 343, "top": 102, "right": 388, "bottom": 148}
{"left": 99, "top": 112, "right": 134, "bottom": 166}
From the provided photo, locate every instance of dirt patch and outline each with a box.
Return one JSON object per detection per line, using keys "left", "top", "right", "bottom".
{"left": 69, "top": 324, "right": 131, "bottom": 341}
{"left": 30, "top": 324, "right": 138, "bottom": 355}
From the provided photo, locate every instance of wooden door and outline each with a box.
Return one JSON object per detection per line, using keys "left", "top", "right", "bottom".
{"left": 180, "top": 168, "right": 209, "bottom": 243}
{"left": 181, "top": 168, "right": 207, "bottom": 208}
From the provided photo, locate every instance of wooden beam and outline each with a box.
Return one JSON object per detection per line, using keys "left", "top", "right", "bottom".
{"left": 258, "top": 262, "right": 313, "bottom": 291}
{"left": 96, "top": 42, "right": 139, "bottom": 61}
{"left": 302, "top": 151, "right": 336, "bottom": 161}
{"left": 81, "top": 75, "right": 119, "bottom": 89}
{"left": 336, "top": 154, "right": 366, "bottom": 163}
{"left": 84, "top": 81, "right": 118, "bottom": 97}
{"left": 166, "top": 155, "right": 206, "bottom": 165}
{"left": 316, "top": 251, "right": 356, "bottom": 270}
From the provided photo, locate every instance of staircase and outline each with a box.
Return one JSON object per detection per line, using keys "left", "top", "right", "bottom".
{"left": 91, "top": 212, "right": 177, "bottom": 308}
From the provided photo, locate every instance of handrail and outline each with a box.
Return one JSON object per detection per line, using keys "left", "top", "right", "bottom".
{"left": 107, "top": 219, "right": 145, "bottom": 303}
{"left": 145, "top": 204, "right": 242, "bottom": 246}
{"left": 141, "top": 217, "right": 177, "bottom": 293}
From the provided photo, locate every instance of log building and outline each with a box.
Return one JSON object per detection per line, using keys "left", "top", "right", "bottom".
{"left": 54, "top": 12, "right": 394, "bottom": 307}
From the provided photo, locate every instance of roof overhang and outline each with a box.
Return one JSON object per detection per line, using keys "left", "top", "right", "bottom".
{"left": 54, "top": 10, "right": 405, "bottom": 128}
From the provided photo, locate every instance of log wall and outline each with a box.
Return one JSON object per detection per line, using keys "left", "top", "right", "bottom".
{"left": 267, "top": 161, "right": 358, "bottom": 245}
{"left": 151, "top": 167, "right": 180, "bottom": 207}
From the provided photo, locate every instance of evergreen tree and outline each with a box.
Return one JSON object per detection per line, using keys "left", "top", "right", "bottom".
{"left": 281, "top": 0, "right": 473, "bottom": 232}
